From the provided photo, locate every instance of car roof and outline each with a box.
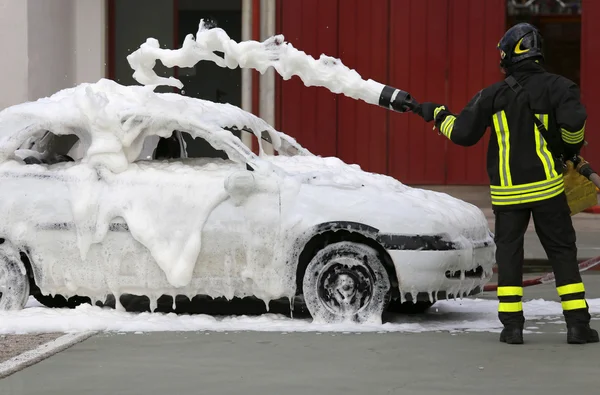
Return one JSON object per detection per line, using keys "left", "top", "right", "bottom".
{"left": 0, "top": 79, "right": 312, "bottom": 171}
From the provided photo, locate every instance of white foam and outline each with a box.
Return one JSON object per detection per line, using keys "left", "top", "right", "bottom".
{"left": 126, "top": 19, "right": 386, "bottom": 106}
{"left": 0, "top": 296, "right": 597, "bottom": 335}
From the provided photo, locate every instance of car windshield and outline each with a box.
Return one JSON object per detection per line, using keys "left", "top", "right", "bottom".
{"left": 226, "top": 126, "right": 309, "bottom": 157}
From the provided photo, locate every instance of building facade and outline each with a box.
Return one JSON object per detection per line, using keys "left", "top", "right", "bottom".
{"left": 0, "top": 0, "right": 595, "bottom": 185}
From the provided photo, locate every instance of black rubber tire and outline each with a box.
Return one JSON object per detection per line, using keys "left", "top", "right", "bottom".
{"left": 387, "top": 300, "right": 434, "bottom": 314}
{"left": 29, "top": 282, "right": 91, "bottom": 309}
{"left": 302, "top": 241, "right": 391, "bottom": 324}
{"left": 32, "top": 292, "right": 91, "bottom": 309}
{"left": 0, "top": 242, "right": 30, "bottom": 310}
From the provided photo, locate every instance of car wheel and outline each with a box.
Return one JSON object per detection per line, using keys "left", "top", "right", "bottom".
{"left": 0, "top": 242, "right": 30, "bottom": 310}
{"left": 302, "top": 241, "right": 391, "bottom": 324}
{"left": 387, "top": 300, "right": 434, "bottom": 314}
{"left": 31, "top": 284, "right": 91, "bottom": 309}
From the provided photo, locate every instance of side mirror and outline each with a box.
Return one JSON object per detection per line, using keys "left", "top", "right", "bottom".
{"left": 225, "top": 170, "right": 256, "bottom": 205}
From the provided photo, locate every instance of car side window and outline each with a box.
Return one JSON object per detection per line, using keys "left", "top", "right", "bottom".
{"left": 18, "top": 131, "right": 82, "bottom": 165}
{"left": 181, "top": 132, "right": 229, "bottom": 160}
{"left": 136, "top": 131, "right": 230, "bottom": 161}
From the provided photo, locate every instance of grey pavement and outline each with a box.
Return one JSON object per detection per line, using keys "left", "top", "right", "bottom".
{"left": 420, "top": 185, "right": 600, "bottom": 261}
{"left": 2, "top": 273, "right": 600, "bottom": 395}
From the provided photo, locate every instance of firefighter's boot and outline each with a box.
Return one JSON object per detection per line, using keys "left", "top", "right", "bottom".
{"left": 499, "top": 326, "right": 524, "bottom": 344}
{"left": 567, "top": 325, "right": 599, "bottom": 344}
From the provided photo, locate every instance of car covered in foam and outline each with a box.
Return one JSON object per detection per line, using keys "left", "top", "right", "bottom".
{"left": 0, "top": 79, "right": 495, "bottom": 324}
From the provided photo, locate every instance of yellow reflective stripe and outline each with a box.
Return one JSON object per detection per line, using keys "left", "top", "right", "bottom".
{"left": 557, "top": 282, "right": 585, "bottom": 296}
{"left": 562, "top": 300, "right": 587, "bottom": 311}
{"left": 491, "top": 182, "right": 563, "bottom": 201}
{"left": 440, "top": 116, "right": 452, "bottom": 134}
{"left": 440, "top": 116, "right": 456, "bottom": 138}
{"left": 490, "top": 175, "right": 563, "bottom": 195}
{"left": 501, "top": 112, "right": 512, "bottom": 185}
{"left": 561, "top": 129, "right": 585, "bottom": 144}
{"left": 499, "top": 302, "right": 523, "bottom": 312}
{"left": 497, "top": 286, "right": 523, "bottom": 297}
{"left": 561, "top": 122, "right": 585, "bottom": 144}
{"left": 491, "top": 183, "right": 564, "bottom": 205}
{"left": 490, "top": 175, "right": 565, "bottom": 198}
{"left": 493, "top": 111, "right": 512, "bottom": 186}
{"left": 534, "top": 114, "right": 558, "bottom": 179}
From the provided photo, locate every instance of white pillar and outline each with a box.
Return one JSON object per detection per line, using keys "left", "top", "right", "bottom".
{"left": 259, "top": 0, "right": 276, "bottom": 155}
{"left": 241, "top": 0, "right": 253, "bottom": 150}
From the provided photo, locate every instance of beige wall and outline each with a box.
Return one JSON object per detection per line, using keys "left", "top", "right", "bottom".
{"left": 0, "top": 0, "right": 106, "bottom": 111}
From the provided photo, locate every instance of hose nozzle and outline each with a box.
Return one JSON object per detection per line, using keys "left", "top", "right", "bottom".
{"left": 378, "top": 85, "right": 419, "bottom": 113}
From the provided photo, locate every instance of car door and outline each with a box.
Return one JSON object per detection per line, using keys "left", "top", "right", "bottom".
{"left": 130, "top": 130, "right": 284, "bottom": 301}
{"left": 5, "top": 132, "right": 111, "bottom": 299}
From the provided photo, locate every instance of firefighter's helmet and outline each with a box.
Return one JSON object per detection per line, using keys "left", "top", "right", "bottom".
{"left": 497, "top": 23, "right": 544, "bottom": 69}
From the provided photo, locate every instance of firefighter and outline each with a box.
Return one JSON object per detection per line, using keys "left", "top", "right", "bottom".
{"left": 412, "top": 23, "right": 599, "bottom": 345}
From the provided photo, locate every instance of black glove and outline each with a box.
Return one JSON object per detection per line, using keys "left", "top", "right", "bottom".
{"left": 414, "top": 102, "right": 443, "bottom": 123}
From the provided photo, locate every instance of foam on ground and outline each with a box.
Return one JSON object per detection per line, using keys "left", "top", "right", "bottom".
{"left": 0, "top": 297, "right": 598, "bottom": 335}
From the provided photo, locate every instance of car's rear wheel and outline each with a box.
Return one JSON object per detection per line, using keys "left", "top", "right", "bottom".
{"left": 302, "top": 241, "right": 390, "bottom": 324}
{"left": 0, "top": 240, "right": 30, "bottom": 310}
{"left": 31, "top": 286, "right": 91, "bottom": 309}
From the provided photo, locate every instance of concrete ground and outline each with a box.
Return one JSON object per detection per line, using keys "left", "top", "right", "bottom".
{"left": 1, "top": 273, "right": 600, "bottom": 395}
{"left": 420, "top": 185, "right": 600, "bottom": 262}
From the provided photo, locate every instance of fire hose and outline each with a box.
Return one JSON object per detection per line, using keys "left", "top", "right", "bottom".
{"left": 483, "top": 255, "right": 600, "bottom": 292}
{"left": 378, "top": 85, "right": 600, "bottom": 292}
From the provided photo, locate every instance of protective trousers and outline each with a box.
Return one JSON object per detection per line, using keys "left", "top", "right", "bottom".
{"left": 494, "top": 193, "right": 591, "bottom": 328}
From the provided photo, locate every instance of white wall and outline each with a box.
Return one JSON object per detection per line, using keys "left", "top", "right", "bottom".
{"left": 27, "top": 0, "right": 75, "bottom": 101}
{"left": 0, "top": 0, "right": 106, "bottom": 111}
{"left": 0, "top": 0, "right": 29, "bottom": 109}
{"left": 74, "top": 0, "right": 107, "bottom": 85}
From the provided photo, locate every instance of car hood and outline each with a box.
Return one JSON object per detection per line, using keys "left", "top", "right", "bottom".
{"left": 268, "top": 155, "right": 492, "bottom": 245}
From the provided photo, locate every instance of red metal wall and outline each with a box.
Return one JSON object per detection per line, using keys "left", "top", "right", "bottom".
{"left": 581, "top": 0, "right": 600, "bottom": 162}
{"left": 277, "top": 0, "right": 506, "bottom": 185}
{"left": 445, "top": 0, "right": 506, "bottom": 185}
{"left": 275, "top": 0, "right": 339, "bottom": 159}
{"left": 337, "top": 0, "right": 390, "bottom": 175}
{"left": 388, "top": 0, "right": 447, "bottom": 184}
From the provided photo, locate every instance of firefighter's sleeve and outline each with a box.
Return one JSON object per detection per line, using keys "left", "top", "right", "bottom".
{"left": 431, "top": 90, "right": 491, "bottom": 147}
{"left": 554, "top": 80, "right": 586, "bottom": 157}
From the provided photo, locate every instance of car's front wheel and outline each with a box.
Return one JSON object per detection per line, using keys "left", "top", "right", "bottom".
{"left": 0, "top": 240, "right": 30, "bottom": 310}
{"left": 302, "top": 241, "right": 391, "bottom": 324}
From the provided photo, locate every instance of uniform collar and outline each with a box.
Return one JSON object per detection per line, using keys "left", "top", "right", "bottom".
{"left": 505, "top": 60, "right": 545, "bottom": 76}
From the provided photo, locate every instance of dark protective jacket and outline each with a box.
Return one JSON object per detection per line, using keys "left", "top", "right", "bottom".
{"left": 432, "top": 60, "right": 587, "bottom": 210}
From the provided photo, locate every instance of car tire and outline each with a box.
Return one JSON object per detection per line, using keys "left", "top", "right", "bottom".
{"left": 30, "top": 284, "right": 91, "bottom": 309}
{"left": 387, "top": 300, "right": 434, "bottom": 314}
{"left": 302, "top": 241, "right": 391, "bottom": 324}
{"left": 0, "top": 240, "right": 30, "bottom": 310}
